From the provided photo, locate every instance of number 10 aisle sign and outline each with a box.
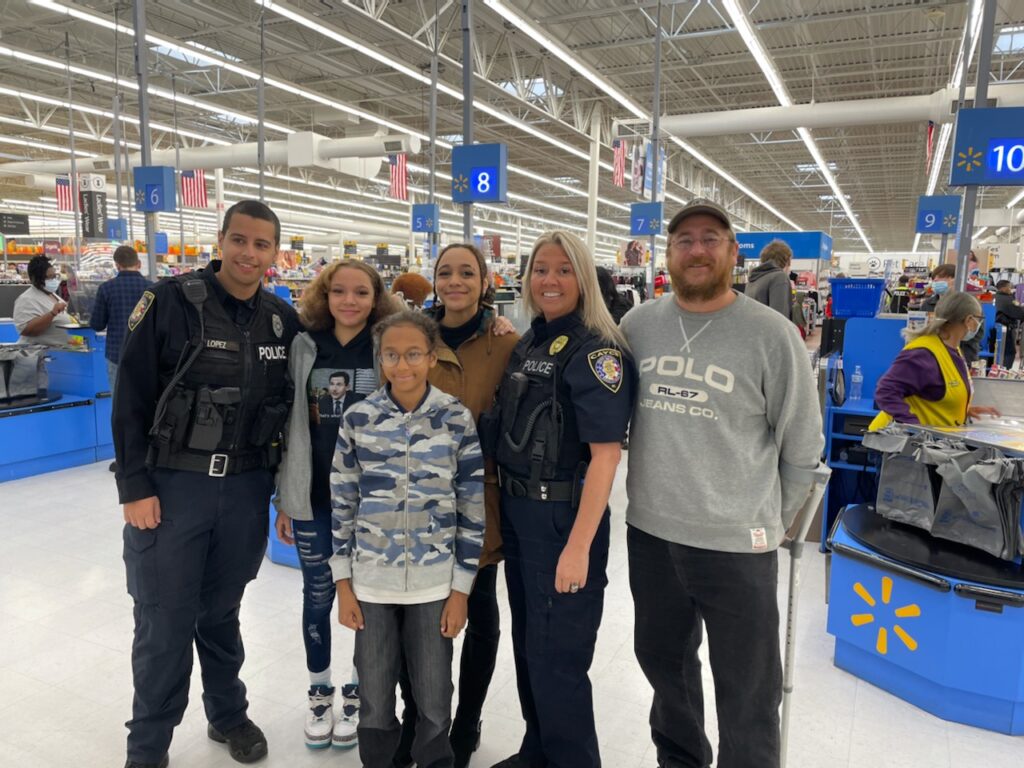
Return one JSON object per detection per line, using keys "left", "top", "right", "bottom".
{"left": 949, "top": 108, "right": 1024, "bottom": 186}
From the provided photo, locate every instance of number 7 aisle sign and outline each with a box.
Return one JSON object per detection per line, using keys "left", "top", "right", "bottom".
{"left": 915, "top": 195, "right": 960, "bottom": 234}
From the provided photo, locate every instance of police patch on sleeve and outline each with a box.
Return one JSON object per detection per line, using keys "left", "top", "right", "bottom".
{"left": 587, "top": 348, "right": 623, "bottom": 393}
{"left": 127, "top": 291, "right": 155, "bottom": 332}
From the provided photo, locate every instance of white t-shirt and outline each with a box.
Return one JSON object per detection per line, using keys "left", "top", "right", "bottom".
{"left": 13, "top": 286, "right": 72, "bottom": 346}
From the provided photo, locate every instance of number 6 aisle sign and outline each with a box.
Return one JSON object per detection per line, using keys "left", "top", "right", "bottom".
{"left": 915, "top": 195, "right": 961, "bottom": 234}
{"left": 133, "top": 166, "right": 177, "bottom": 213}
{"left": 451, "top": 144, "right": 508, "bottom": 204}
{"left": 949, "top": 107, "right": 1024, "bottom": 186}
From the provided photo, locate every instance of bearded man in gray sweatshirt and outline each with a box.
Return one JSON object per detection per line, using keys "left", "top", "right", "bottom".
{"left": 621, "top": 199, "right": 823, "bottom": 768}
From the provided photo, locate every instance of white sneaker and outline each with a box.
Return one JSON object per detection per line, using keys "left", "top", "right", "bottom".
{"left": 332, "top": 682, "right": 359, "bottom": 749}
{"left": 305, "top": 684, "right": 335, "bottom": 749}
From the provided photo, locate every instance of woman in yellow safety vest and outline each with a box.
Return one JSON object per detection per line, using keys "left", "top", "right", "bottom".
{"left": 870, "top": 291, "right": 1000, "bottom": 430}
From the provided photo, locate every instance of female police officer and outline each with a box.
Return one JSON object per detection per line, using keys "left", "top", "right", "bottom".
{"left": 487, "top": 231, "right": 635, "bottom": 768}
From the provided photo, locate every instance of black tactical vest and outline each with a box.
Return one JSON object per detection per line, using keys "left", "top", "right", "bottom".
{"left": 495, "top": 321, "right": 591, "bottom": 482}
{"left": 150, "top": 274, "right": 291, "bottom": 470}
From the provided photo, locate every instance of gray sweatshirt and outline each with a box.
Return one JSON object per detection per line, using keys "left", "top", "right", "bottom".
{"left": 621, "top": 293, "right": 824, "bottom": 553}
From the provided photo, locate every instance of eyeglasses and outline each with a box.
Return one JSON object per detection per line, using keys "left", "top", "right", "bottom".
{"left": 380, "top": 350, "right": 429, "bottom": 367}
{"left": 668, "top": 236, "right": 732, "bottom": 252}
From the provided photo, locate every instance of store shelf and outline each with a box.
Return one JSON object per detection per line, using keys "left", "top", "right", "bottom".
{"left": 830, "top": 461, "right": 878, "bottom": 474}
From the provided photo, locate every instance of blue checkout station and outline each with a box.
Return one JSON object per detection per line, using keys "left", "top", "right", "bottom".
{"left": 822, "top": 304, "right": 1024, "bottom": 735}
{"left": 0, "top": 323, "right": 113, "bottom": 481}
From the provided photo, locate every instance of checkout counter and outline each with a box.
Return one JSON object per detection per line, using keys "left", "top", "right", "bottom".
{"left": 823, "top": 314, "right": 1024, "bottom": 735}
{"left": 0, "top": 322, "right": 113, "bottom": 481}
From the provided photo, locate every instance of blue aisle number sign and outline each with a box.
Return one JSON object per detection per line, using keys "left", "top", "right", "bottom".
{"left": 133, "top": 166, "right": 177, "bottom": 213}
{"left": 915, "top": 195, "right": 961, "bottom": 234}
{"left": 451, "top": 144, "right": 508, "bottom": 204}
{"left": 411, "top": 204, "right": 440, "bottom": 234}
{"left": 631, "top": 202, "right": 663, "bottom": 236}
{"left": 949, "top": 107, "right": 1024, "bottom": 186}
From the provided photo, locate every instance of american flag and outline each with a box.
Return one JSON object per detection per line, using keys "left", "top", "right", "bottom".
{"left": 613, "top": 139, "right": 627, "bottom": 188}
{"left": 56, "top": 175, "right": 75, "bottom": 212}
{"left": 389, "top": 154, "right": 408, "bottom": 201}
{"left": 181, "top": 169, "right": 208, "bottom": 208}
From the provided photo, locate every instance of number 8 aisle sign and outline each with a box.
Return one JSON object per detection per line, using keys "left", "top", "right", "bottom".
{"left": 451, "top": 144, "right": 508, "bottom": 204}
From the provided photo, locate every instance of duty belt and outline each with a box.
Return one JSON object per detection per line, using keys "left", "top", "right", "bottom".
{"left": 151, "top": 450, "right": 268, "bottom": 477}
{"left": 497, "top": 467, "right": 575, "bottom": 502}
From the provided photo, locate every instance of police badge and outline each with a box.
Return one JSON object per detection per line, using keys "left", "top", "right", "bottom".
{"left": 272, "top": 313, "right": 284, "bottom": 339}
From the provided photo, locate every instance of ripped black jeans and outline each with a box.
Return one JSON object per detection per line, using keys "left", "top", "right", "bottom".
{"left": 293, "top": 504, "right": 336, "bottom": 673}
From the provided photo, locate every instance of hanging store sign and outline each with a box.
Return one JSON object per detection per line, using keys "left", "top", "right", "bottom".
{"left": 0, "top": 213, "right": 29, "bottom": 235}
{"left": 915, "top": 195, "right": 961, "bottom": 234}
{"left": 735, "top": 231, "right": 832, "bottom": 261}
{"left": 451, "top": 143, "right": 508, "bottom": 204}
{"left": 949, "top": 107, "right": 1024, "bottom": 186}
{"left": 411, "top": 203, "right": 441, "bottom": 234}
{"left": 343, "top": 240, "right": 357, "bottom": 257}
{"left": 630, "top": 202, "right": 663, "bottom": 236}
{"left": 106, "top": 218, "right": 127, "bottom": 241}
{"left": 80, "top": 190, "right": 108, "bottom": 239}
{"left": 133, "top": 166, "right": 177, "bottom": 212}
{"left": 290, "top": 236, "right": 304, "bottom": 251}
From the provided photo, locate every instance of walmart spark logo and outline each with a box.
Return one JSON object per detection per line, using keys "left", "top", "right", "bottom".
{"left": 850, "top": 576, "right": 921, "bottom": 655}
{"left": 956, "top": 146, "right": 983, "bottom": 174}
{"left": 453, "top": 174, "right": 470, "bottom": 193}
{"left": 943, "top": 214, "right": 958, "bottom": 229}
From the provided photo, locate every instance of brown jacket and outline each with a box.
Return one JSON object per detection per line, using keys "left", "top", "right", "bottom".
{"left": 428, "top": 308, "right": 519, "bottom": 568}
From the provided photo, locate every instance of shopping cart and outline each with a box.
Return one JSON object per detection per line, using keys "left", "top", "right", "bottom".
{"left": 780, "top": 462, "right": 832, "bottom": 768}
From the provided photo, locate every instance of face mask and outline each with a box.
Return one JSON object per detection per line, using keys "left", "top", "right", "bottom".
{"left": 964, "top": 318, "right": 981, "bottom": 341}
{"left": 44, "top": 278, "right": 61, "bottom": 293}
{"left": 932, "top": 280, "right": 949, "bottom": 295}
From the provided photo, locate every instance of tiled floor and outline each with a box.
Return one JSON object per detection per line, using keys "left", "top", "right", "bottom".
{"left": 0, "top": 460, "right": 1020, "bottom": 767}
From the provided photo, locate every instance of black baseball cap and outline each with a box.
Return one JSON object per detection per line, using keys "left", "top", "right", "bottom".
{"left": 667, "top": 198, "right": 733, "bottom": 233}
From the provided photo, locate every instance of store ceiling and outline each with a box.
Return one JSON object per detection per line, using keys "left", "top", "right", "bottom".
{"left": 0, "top": 0, "right": 1022, "bottom": 256}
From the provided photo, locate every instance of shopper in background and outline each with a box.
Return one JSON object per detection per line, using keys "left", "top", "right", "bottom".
{"left": 745, "top": 239, "right": 793, "bottom": 319}
{"left": 13, "top": 255, "right": 73, "bottom": 346}
{"left": 993, "top": 280, "right": 1024, "bottom": 370}
{"left": 274, "top": 259, "right": 398, "bottom": 751}
{"left": 90, "top": 246, "right": 150, "bottom": 392}
{"left": 391, "top": 271, "right": 433, "bottom": 308}
{"left": 870, "top": 290, "right": 999, "bottom": 430}
{"left": 114, "top": 200, "right": 301, "bottom": 768}
{"left": 331, "top": 310, "right": 485, "bottom": 768}
{"left": 489, "top": 231, "right": 635, "bottom": 768}
{"left": 922, "top": 263, "right": 983, "bottom": 365}
{"left": 621, "top": 199, "right": 823, "bottom": 768}
{"left": 596, "top": 266, "right": 633, "bottom": 324}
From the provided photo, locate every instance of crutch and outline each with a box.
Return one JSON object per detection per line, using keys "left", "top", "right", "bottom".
{"left": 780, "top": 462, "right": 832, "bottom": 768}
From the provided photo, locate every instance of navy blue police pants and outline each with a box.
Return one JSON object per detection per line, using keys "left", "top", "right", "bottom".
{"left": 122, "top": 467, "right": 272, "bottom": 763}
{"left": 500, "top": 491, "right": 610, "bottom": 768}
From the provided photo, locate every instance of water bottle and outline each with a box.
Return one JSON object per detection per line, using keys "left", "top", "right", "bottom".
{"left": 850, "top": 365, "right": 864, "bottom": 401}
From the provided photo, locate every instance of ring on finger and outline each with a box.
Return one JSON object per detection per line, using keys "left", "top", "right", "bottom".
{"left": 569, "top": 582, "right": 580, "bottom": 593}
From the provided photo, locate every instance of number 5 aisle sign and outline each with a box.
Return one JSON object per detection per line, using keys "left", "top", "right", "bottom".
{"left": 915, "top": 195, "right": 961, "bottom": 234}
{"left": 949, "top": 107, "right": 1024, "bottom": 186}
{"left": 451, "top": 144, "right": 508, "bottom": 204}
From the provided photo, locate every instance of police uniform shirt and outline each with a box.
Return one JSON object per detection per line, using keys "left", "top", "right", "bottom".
{"left": 307, "top": 326, "right": 376, "bottom": 509}
{"left": 112, "top": 262, "right": 301, "bottom": 504}
{"left": 525, "top": 312, "right": 635, "bottom": 449}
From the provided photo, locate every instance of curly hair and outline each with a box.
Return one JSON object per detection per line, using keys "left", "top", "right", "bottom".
{"left": 297, "top": 259, "right": 396, "bottom": 332}
{"left": 27, "top": 255, "right": 52, "bottom": 288}
{"left": 432, "top": 243, "right": 496, "bottom": 306}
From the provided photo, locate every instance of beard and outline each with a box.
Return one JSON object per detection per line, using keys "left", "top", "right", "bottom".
{"left": 668, "top": 255, "right": 734, "bottom": 303}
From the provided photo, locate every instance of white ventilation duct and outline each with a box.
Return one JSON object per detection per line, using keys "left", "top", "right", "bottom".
{"left": 660, "top": 84, "right": 1024, "bottom": 138}
{"left": 0, "top": 131, "right": 420, "bottom": 179}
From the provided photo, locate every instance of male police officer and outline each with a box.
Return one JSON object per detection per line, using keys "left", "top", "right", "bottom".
{"left": 114, "top": 200, "right": 300, "bottom": 768}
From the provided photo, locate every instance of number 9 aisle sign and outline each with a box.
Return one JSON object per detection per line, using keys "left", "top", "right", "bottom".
{"left": 949, "top": 107, "right": 1024, "bottom": 186}
{"left": 451, "top": 144, "right": 508, "bottom": 204}
{"left": 915, "top": 195, "right": 961, "bottom": 234}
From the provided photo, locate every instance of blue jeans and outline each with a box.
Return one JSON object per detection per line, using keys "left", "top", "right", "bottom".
{"left": 356, "top": 600, "right": 454, "bottom": 768}
{"left": 292, "top": 505, "right": 335, "bottom": 674}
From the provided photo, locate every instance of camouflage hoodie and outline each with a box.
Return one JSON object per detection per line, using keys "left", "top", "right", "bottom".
{"left": 328, "top": 383, "right": 485, "bottom": 597}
